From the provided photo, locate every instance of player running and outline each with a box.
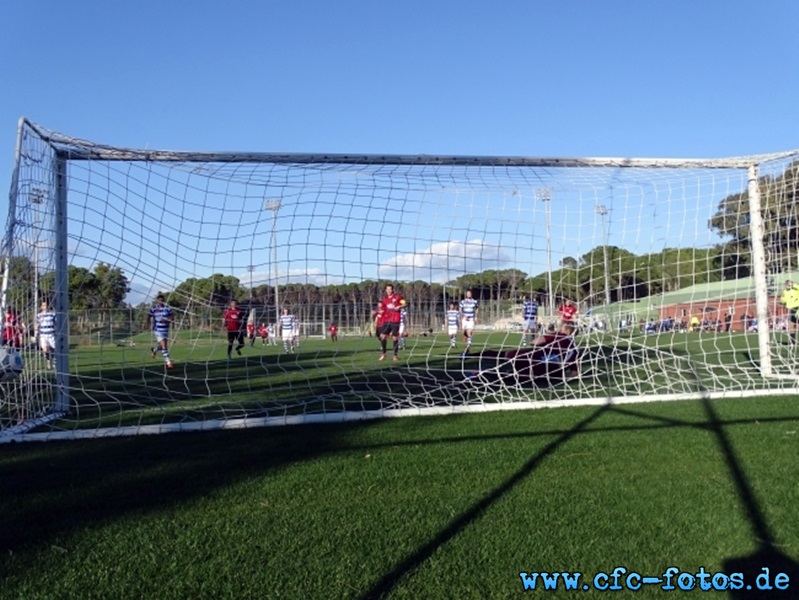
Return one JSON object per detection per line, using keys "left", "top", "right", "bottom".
{"left": 521, "top": 295, "right": 540, "bottom": 345}
{"left": 146, "top": 294, "right": 174, "bottom": 368}
{"left": 445, "top": 303, "right": 460, "bottom": 348}
{"left": 398, "top": 306, "right": 408, "bottom": 350}
{"left": 459, "top": 289, "right": 479, "bottom": 356}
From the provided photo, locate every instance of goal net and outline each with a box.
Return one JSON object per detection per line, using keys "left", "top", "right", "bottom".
{"left": 3, "top": 118, "right": 799, "bottom": 441}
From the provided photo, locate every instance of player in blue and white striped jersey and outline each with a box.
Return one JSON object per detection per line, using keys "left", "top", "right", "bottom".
{"left": 398, "top": 307, "right": 408, "bottom": 349}
{"left": 279, "top": 307, "right": 297, "bottom": 353}
{"left": 459, "top": 290, "right": 479, "bottom": 355}
{"left": 521, "top": 295, "right": 540, "bottom": 345}
{"left": 445, "top": 303, "right": 460, "bottom": 348}
{"left": 146, "top": 294, "right": 174, "bottom": 368}
{"left": 35, "top": 300, "right": 57, "bottom": 368}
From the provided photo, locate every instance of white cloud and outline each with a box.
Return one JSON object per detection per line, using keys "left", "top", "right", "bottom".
{"left": 378, "top": 239, "right": 512, "bottom": 283}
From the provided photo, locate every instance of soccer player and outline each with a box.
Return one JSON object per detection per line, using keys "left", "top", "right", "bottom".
{"left": 223, "top": 299, "right": 245, "bottom": 358}
{"left": 146, "top": 294, "right": 174, "bottom": 368}
{"left": 2, "top": 306, "right": 22, "bottom": 348}
{"left": 445, "top": 303, "right": 460, "bottom": 348}
{"left": 257, "top": 322, "right": 269, "bottom": 345}
{"left": 781, "top": 280, "right": 799, "bottom": 343}
{"left": 398, "top": 306, "right": 408, "bottom": 350}
{"left": 247, "top": 319, "right": 256, "bottom": 347}
{"left": 328, "top": 322, "right": 338, "bottom": 342}
{"left": 279, "top": 307, "right": 297, "bottom": 353}
{"left": 465, "top": 322, "right": 579, "bottom": 386}
{"left": 521, "top": 295, "right": 540, "bottom": 345}
{"left": 35, "top": 300, "right": 57, "bottom": 368}
{"left": 267, "top": 322, "right": 277, "bottom": 346}
{"left": 378, "top": 284, "right": 405, "bottom": 361}
{"left": 558, "top": 298, "right": 578, "bottom": 327}
{"left": 459, "top": 289, "right": 479, "bottom": 356}
{"left": 373, "top": 303, "right": 386, "bottom": 346}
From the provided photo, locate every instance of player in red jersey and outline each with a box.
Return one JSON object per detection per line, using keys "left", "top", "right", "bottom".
{"left": 373, "top": 304, "right": 386, "bottom": 340}
{"left": 246, "top": 320, "right": 256, "bottom": 346}
{"left": 2, "top": 306, "right": 23, "bottom": 348}
{"left": 223, "top": 299, "right": 245, "bottom": 358}
{"left": 558, "top": 298, "right": 578, "bottom": 327}
{"left": 257, "top": 322, "right": 269, "bottom": 345}
{"left": 328, "top": 322, "right": 338, "bottom": 342}
{"left": 464, "top": 322, "right": 579, "bottom": 385}
{"left": 378, "top": 284, "right": 405, "bottom": 361}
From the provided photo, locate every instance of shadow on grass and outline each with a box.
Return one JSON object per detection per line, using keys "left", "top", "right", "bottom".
{"left": 609, "top": 400, "right": 799, "bottom": 595}
{"left": 696, "top": 366, "right": 797, "bottom": 597}
{"left": 358, "top": 405, "right": 612, "bottom": 599}
{"left": 701, "top": 395, "right": 799, "bottom": 597}
{"left": 0, "top": 418, "right": 388, "bottom": 560}
{"left": 3, "top": 392, "right": 799, "bottom": 598}
{"left": 356, "top": 382, "right": 799, "bottom": 599}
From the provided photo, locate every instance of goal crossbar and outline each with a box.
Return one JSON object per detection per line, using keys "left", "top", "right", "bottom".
{"left": 25, "top": 118, "right": 799, "bottom": 169}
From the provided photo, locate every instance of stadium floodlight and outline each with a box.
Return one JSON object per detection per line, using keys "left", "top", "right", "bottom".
{"left": 30, "top": 188, "right": 47, "bottom": 307}
{"left": 265, "top": 198, "right": 282, "bottom": 322}
{"left": 247, "top": 265, "right": 255, "bottom": 299}
{"left": 4, "top": 117, "right": 799, "bottom": 442}
{"left": 596, "top": 204, "right": 611, "bottom": 306}
{"left": 536, "top": 187, "right": 555, "bottom": 315}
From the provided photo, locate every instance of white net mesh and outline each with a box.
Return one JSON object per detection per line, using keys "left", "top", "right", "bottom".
{"left": 3, "top": 120, "right": 799, "bottom": 440}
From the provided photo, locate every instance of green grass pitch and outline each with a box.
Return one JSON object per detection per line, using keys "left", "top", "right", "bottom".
{"left": 1, "top": 395, "right": 798, "bottom": 598}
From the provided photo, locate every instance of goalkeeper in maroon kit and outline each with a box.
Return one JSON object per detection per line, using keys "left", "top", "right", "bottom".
{"left": 464, "top": 322, "right": 579, "bottom": 385}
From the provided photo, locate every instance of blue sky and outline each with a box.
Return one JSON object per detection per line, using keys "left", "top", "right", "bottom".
{"left": 2, "top": 1, "right": 799, "bottom": 304}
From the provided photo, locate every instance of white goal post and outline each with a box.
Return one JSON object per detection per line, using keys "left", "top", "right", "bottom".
{"left": 3, "top": 117, "right": 799, "bottom": 441}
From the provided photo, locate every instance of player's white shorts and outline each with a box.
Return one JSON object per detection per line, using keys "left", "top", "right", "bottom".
{"left": 153, "top": 331, "right": 168, "bottom": 343}
{"left": 447, "top": 325, "right": 458, "bottom": 337}
{"left": 398, "top": 323, "right": 406, "bottom": 336}
{"left": 525, "top": 318, "right": 537, "bottom": 330}
{"left": 282, "top": 330, "right": 294, "bottom": 342}
{"left": 39, "top": 334, "right": 55, "bottom": 351}
{"left": 462, "top": 317, "right": 475, "bottom": 331}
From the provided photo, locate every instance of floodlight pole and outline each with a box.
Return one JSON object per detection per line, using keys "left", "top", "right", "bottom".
{"left": 537, "top": 188, "right": 555, "bottom": 317}
{"left": 265, "top": 198, "right": 282, "bottom": 322}
{"left": 30, "top": 187, "right": 47, "bottom": 310}
{"left": 596, "top": 204, "right": 611, "bottom": 306}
